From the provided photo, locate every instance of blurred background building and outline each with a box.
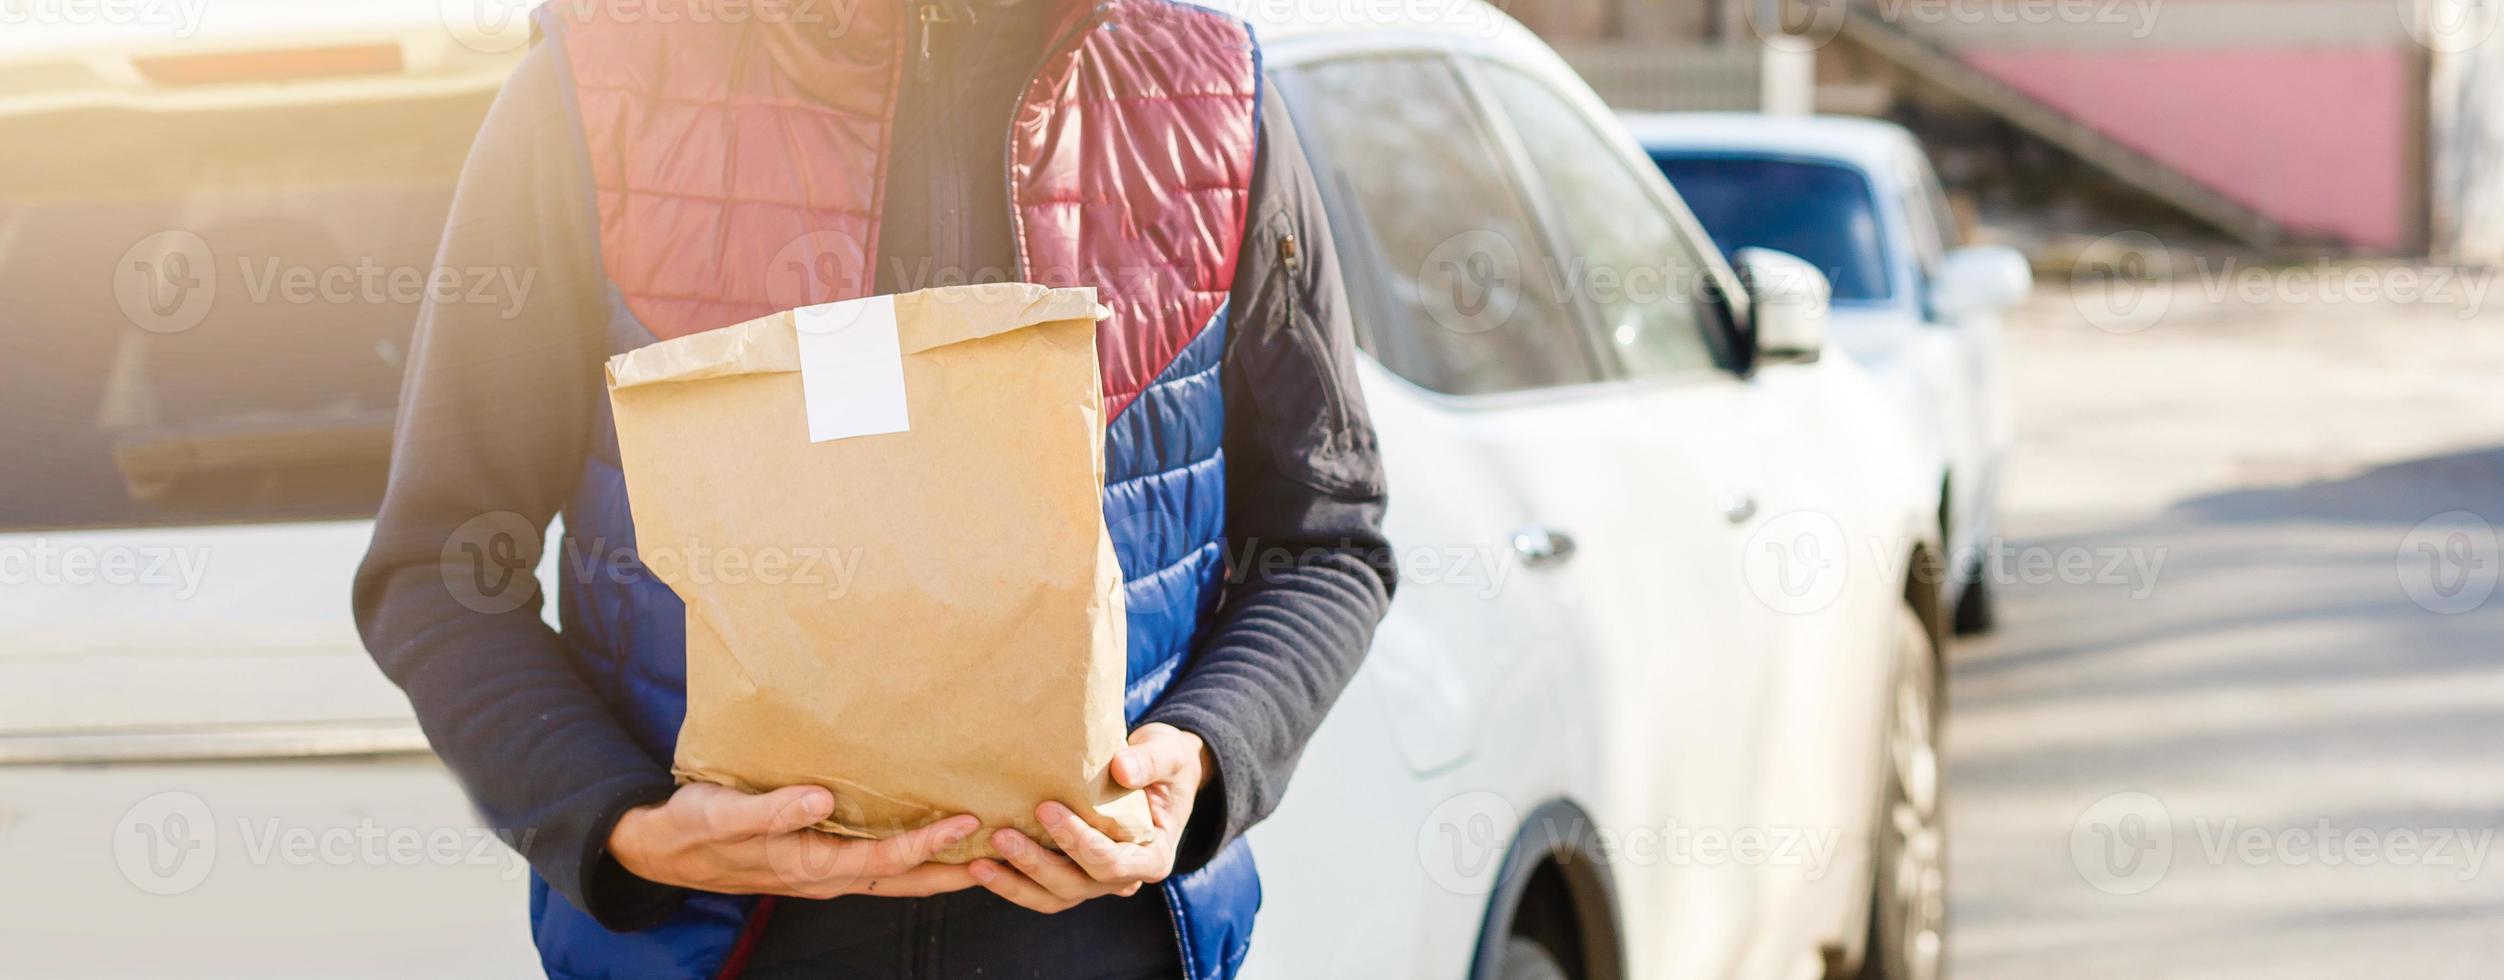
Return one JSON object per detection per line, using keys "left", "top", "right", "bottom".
{"left": 1526, "top": 0, "right": 2504, "bottom": 262}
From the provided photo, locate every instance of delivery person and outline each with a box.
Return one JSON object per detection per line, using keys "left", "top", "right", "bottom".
{"left": 352, "top": 0, "right": 1391, "bottom": 977}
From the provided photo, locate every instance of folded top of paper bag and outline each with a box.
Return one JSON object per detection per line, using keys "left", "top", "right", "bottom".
{"left": 604, "top": 283, "right": 1108, "bottom": 390}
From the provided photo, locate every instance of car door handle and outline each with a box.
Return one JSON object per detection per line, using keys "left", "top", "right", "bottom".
{"left": 1510, "top": 525, "right": 1577, "bottom": 567}
{"left": 1719, "top": 493, "right": 1759, "bottom": 525}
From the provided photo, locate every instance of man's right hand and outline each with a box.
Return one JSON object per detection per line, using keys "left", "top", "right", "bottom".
{"left": 608, "top": 783, "right": 982, "bottom": 899}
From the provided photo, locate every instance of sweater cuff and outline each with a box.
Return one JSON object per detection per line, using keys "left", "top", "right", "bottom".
{"left": 564, "top": 778, "right": 686, "bottom": 931}
{"left": 1142, "top": 704, "right": 1256, "bottom": 876}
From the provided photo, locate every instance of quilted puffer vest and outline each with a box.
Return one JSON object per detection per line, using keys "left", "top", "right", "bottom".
{"left": 523, "top": 2, "right": 1264, "bottom": 977}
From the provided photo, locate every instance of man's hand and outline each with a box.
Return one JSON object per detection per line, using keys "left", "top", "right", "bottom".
{"left": 609, "top": 782, "right": 982, "bottom": 900}
{"left": 968, "top": 723, "right": 1212, "bottom": 914}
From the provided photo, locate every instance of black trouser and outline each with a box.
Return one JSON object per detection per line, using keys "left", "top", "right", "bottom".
{"left": 739, "top": 886, "right": 1182, "bottom": 979}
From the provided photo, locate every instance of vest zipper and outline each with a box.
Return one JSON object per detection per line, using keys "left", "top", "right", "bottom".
{"left": 912, "top": 0, "right": 964, "bottom": 83}
{"left": 911, "top": 0, "right": 979, "bottom": 285}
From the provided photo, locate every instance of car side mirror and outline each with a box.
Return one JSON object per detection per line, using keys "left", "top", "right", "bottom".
{"left": 1931, "top": 245, "right": 2033, "bottom": 320}
{"left": 1735, "top": 247, "right": 1829, "bottom": 365}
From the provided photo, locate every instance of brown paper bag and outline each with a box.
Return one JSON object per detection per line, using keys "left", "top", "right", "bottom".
{"left": 604, "top": 283, "right": 1150, "bottom": 861}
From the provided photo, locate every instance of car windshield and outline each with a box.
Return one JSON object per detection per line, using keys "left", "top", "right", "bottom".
{"left": 1648, "top": 153, "right": 1894, "bottom": 303}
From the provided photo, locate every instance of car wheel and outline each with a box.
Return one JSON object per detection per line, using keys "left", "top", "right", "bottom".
{"left": 1862, "top": 607, "right": 1947, "bottom": 980}
{"left": 1950, "top": 561, "right": 1994, "bottom": 635}
{"left": 1497, "top": 936, "right": 1571, "bottom": 980}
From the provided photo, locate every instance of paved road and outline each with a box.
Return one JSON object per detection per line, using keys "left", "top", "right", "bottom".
{"left": 1948, "top": 276, "right": 2504, "bottom": 978}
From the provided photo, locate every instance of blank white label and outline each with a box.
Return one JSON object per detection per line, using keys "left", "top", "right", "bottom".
{"left": 794, "top": 295, "right": 910, "bottom": 443}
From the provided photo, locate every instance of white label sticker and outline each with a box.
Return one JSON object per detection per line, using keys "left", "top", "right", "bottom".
{"left": 794, "top": 295, "right": 910, "bottom": 442}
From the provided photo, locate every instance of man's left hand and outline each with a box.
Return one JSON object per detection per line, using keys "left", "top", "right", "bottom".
{"left": 969, "top": 722, "right": 1210, "bottom": 913}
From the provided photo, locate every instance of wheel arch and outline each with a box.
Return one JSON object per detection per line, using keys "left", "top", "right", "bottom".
{"left": 1468, "top": 798, "right": 1625, "bottom": 980}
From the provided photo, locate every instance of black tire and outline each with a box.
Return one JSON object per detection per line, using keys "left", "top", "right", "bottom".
{"left": 1950, "top": 563, "right": 1994, "bottom": 636}
{"left": 1861, "top": 607, "right": 1948, "bottom": 980}
{"left": 1498, "top": 937, "right": 1571, "bottom": 980}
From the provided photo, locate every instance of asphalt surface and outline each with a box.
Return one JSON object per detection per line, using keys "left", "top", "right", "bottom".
{"left": 1947, "top": 274, "right": 2504, "bottom": 978}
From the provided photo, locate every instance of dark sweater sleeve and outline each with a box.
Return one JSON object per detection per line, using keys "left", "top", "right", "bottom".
{"left": 349, "top": 42, "right": 684, "bottom": 930}
{"left": 1142, "top": 86, "right": 1398, "bottom": 874}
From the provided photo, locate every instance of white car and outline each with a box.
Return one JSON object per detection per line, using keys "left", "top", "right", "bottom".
{"left": 1621, "top": 113, "right": 2033, "bottom": 633}
{"left": 2, "top": 4, "right": 1948, "bottom": 979}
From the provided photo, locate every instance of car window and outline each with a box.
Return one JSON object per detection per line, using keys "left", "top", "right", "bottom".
{"left": 1476, "top": 63, "right": 1728, "bottom": 378}
{"left": 0, "top": 204, "right": 427, "bottom": 532}
{"left": 1648, "top": 154, "right": 1894, "bottom": 303}
{"left": 1279, "top": 56, "right": 1597, "bottom": 396}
